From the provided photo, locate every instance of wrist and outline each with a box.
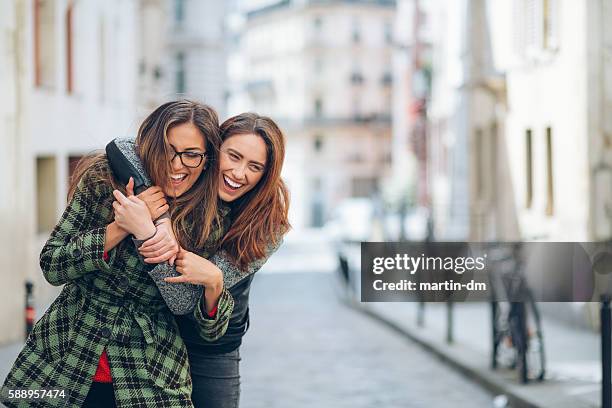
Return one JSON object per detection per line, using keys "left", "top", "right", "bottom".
{"left": 134, "top": 224, "right": 157, "bottom": 240}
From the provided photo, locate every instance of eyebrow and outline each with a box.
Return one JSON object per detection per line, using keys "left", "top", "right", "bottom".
{"left": 227, "top": 147, "right": 265, "bottom": 167}
{"left": 170, "top": 144, "right": 204, "bottom": 152}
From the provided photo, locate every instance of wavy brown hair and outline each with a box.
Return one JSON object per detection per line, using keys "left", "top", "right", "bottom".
{"left": 69, "top": 100, "right": 222, "bottom": 250}
{"left": 219, "top": 113, "right": 291, "bottom": 268}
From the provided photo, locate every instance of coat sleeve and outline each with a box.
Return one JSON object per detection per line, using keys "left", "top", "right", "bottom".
{"left": 191, "top": 287, "right": 235, "bottom": 342}
{"left": 210, "top": 237, "right": 284, "bottom": 287}
{"left": 39, "top": 169, "right": 117, "bottom": 286}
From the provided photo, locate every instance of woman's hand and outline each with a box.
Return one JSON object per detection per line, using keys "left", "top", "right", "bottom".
{"left": 137, "top": 185, "right": 169, "bottom": 221}
{"left": 139, "top": 218, "right": 180, "bottom": 265}
{"left": 112, "top": 178, "right": 156, "bottom": 240}
{"left": 164, "top": 248, "right": 223, "bottom": 289}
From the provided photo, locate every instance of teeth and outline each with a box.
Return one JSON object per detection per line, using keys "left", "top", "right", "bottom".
{"left": 224, "top": 175, "right": 243, "bottom": 188}
{"left": 171, "top": 174, "right": 187, "bottom": 181}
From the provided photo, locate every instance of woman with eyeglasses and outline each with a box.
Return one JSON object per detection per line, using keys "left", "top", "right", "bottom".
{"left": 129, "top": 113, "right": 291, "bottom": 408}
{"left": 1, "top": 100, "right": 235, "bottom": 408}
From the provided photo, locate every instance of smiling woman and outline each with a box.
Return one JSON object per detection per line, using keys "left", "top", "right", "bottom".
{"left": 164, "top": 122, "right": 208, "bottom": 197}
{"left": 218, "top": 133, "right": 267, "bottom": 202}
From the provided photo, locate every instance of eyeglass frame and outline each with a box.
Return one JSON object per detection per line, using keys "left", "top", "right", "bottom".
{"left": 167, "top": 148, "right": 207, "bottom": 168}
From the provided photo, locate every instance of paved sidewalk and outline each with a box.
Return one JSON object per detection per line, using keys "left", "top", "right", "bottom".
{"left": 357, "top": 300, "right": 601, "bottom": 408}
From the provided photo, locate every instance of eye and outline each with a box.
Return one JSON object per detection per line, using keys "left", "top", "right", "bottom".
{"left": 183, "top": 152, "right": 201, "bottom": 159}
{"left": 229, "top": 152, "right": 240, "bottom": 161}
{"left": 249, "top": 164, "right": 264, "bottom": 173}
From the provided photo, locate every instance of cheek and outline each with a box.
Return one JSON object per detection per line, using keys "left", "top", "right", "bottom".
{"left": 191, "top": 168, "right": 204, "bottom": 181}
{"left": 218, "top": 156, "right": 230, "bottom": 173}
{"left": 248, "top": 173, "right": 264, "bottom": 189}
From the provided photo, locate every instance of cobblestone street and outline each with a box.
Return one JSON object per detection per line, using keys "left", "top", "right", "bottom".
{"left": 240, "top": 271, "right": 496, "bottom": 408}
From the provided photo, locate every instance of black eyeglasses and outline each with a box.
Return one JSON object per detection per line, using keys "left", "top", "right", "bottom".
{"left": 168, "top": 149, "right": 207, "bottom": 168}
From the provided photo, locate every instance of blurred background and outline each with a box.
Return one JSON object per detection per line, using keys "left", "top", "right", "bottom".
{"left": 1, "top": 0, "right": 611, "bottom": 406}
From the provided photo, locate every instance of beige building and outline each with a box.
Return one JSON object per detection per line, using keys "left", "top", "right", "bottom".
{"left": 138, "top": 0, "right": 229, "bottom": 116}
{"left": 426, "top": 0, "right": 612, "bottom": 242}
{"left": 0, "top": 0, "right": 141, "bottom": 345}
{"left": 229, "top": 0, "right": 396, "bottom": 229}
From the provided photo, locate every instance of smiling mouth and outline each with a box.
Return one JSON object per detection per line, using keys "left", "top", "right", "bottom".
{"left": 223, "top": 175, "right": 244, "bottom": 191}
{"left": 170, "top": 174, "right": 188, "bottom": 185}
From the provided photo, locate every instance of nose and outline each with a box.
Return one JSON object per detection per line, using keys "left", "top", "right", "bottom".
{"left": 231, "top": 164, "right": 247, "bottom": 181}
{"left": 170, "top": 154, "right": 185, "bottom": 171}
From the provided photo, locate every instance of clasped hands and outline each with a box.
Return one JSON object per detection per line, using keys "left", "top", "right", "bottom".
{"left": 111, "top": 177, "right": 222, "bottom": 288}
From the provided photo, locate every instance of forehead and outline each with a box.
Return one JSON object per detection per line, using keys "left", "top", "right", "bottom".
{"left": 167, "top": 122, "right": 205, "bottom": 150}
{"left": 223, "top": 133, "right": 267, "bottom": 164}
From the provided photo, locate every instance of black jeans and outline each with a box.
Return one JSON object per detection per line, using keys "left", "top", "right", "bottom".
{"left": 83, "top": 382, "right": 116, "bottom": 408}
{"left": 189, "top": 348, "right": 241, "bottom": 408}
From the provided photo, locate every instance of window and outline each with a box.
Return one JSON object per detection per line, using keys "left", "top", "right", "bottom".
{"left": 176, "top": 52, "right": 186, "bottom": 94}
{"left": 352, "top": 18, "right": 361, "bottom": 44}
{"left": 37, "top": 156, "right": 57, "bottom": 233}
{"left": 34, "top": 0, "right": 56, "bottom": 88}
{"left": 474, "top": 128, "right": 484, "bottom": 199}
{"left": 351, "top": 177, "right": 377, "bottom": 198}
{"left": 384, "top": 21, "right": 392, "bottom": 44}
{"left": 314, "top": 98, "right": 323, "bottom": 118}
{"left": 314, "top": 58, "right": 323, "bottom": 74}
{"left": 313, "top": 135, "right": 324, "bottom": 152}
{"left": 542, "top": 0, "right": 559, "bottom": 50}
{"left": 352, "top": 95, "right": 361, "bottom": 119}
{"left": 311, "top": 178, "right": 324, "bottom": 228}
{"left": 381, "top": 72, "right": 392, "bottom": 86}
{"left": 545, "top": 127, "right": 554, "bottom": 215}
{"left": 65, "top": 3, "right": 74, "bottom": 93}
{"left": 175, "top": 0, "right": 185, "bottom": 24}
{"left": 350, "top": 72, "right": 364, "bottom": 85}
{"left": 525, "top": 129, "right": 533, "bottom": 208}
{"left": 513, "top": 0, "right": 559, "bottom": 59}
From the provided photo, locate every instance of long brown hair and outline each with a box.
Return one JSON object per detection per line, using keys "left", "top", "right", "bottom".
{"left": 69, "top": 100, "right": 222, "bottom": 250}
{"left": 219, "top": 113, "right": 291, "bottom": 268}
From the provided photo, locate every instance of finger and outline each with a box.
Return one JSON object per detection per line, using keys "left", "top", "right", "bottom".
{"left": 113, "top": 189, "right": 130, "bottom": 205}
{"left": 140, "top": 244, "right": 170, "bottom": 258}
{"left": 139, "top": 240, "right": 167, "bottom": 254}
{"left": 112, "top": 201, "right": 121, "bottom": 211}
{"left": 139, "top": 186, "right": 161, "bottom": 197}
{"left": 164, "top": 276, "right": 189, "bottom": 284}
{"left": 174, "top": 259, "right": 185, "bottom": 268}
{"left": 153, "top": 204, "right": 170, "bottom": 220}
{"left": 152, "top": 197, "right": 167, "bottom": 208}
{"left": 150, "top": 191, "right": 166, "bottom": 202}
{"left": 126, "top": 177, "right": 135, "bottom": 197}
{"left": 140, "top": 231, "right": 164, "bottom": 250}
{"left": 128, "top": 195, "right": 143, "bottom": 204}
{"left": 144, "top": 250, "right": 175, "bottom": 264}
{"left": 169, "top": 254, "right": 177, "bottom": 266}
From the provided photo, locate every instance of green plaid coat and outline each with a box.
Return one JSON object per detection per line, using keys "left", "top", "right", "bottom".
{"left": 0, "top": 160, "right": 234, "bottom": 407}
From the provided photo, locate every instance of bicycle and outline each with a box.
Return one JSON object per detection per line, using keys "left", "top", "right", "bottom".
{"left": 489, "top": 243, "right": 546, "bottom": 383}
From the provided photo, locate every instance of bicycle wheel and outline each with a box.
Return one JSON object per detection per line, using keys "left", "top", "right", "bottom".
{"left": 509, "top": 302, "right": 529, "bottom": 383}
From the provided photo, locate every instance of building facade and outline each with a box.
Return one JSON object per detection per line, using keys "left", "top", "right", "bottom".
{"left": 139, "top": 0, "right": 229, "bottom": 116}
{"left": 0, "top": 0, "right": 140, "bottom": 345}
{"left": 229, "top": 0, "right": 396, "bottom": 229}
